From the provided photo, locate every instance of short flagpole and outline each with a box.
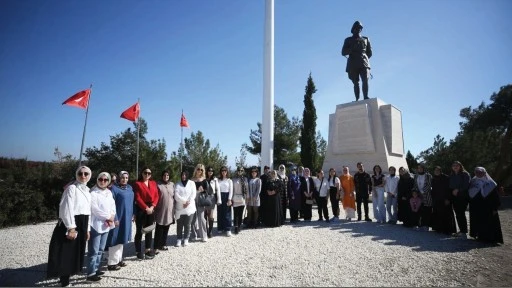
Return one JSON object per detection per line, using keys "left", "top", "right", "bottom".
{"left": 136, "top": 98, "right": 140, "bottom": 178}
{"left": 78, "top": 84, "right": 92, "bottom": 167}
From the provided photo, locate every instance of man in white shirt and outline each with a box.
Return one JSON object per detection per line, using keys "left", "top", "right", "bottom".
{"left": 385, "top": 166, "right": 400, "bottom": 224}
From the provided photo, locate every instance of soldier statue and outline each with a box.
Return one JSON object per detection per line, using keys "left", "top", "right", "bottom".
{"left": 341, "top": 21, "right": 373, "bottom": 101}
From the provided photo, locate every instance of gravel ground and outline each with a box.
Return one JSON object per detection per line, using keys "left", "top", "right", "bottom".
{"left": 1, "top": 199, "right": 511, "bottom": 287}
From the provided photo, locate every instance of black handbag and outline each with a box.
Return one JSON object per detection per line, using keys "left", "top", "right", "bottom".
{"left": 313, "top": 178, "right": 323, "bottom": 199}
{"left": 198, "top": 192, "right": 215, "bottom": 207}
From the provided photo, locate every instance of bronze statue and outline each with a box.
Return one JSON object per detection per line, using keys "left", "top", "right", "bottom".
{"left": 341, "top": 21, "right": 373, "bottom": 101}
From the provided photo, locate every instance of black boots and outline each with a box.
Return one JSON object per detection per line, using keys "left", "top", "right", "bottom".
{"left": 207, "top": 219, "right": 214, "bottom": 238}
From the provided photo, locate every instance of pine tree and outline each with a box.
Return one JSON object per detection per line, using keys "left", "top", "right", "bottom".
{"left": 300, "top": 73, "right": 318, "bottom": 170}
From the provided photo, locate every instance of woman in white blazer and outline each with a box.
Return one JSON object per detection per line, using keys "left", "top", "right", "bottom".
{"left": 174, "top": 171, "right": 197, "bottom": 247}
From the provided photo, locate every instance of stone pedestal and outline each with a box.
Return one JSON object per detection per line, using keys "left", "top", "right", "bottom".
{"left": 322, "top": 98, "right": 409, "bottom": 174}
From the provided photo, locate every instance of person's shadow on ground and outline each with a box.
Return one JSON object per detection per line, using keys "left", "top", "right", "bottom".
{"left": 332, "top": 220, "right": 490, "bottom": 253}
{"left": 0, "top": 238, "right": 170, "bottom": 287}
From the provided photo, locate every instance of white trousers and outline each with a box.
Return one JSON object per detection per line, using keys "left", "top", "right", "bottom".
{"left": 108, "top": 244, "right": 123, "bottom": 266}
{"left": 386, "top": 193, "right": 398, "bottom": 222}
{"left": 372, "top": 187, "right": 386, "bottom": 222}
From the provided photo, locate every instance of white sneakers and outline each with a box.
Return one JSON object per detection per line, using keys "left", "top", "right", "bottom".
{"left": 226, "top": 231, "right": 232, "bottom": 237}
{"left": 175, "top": 239, "right": 181, "bottom": 247}
{"left": 183, "top": 239, "right": 189, "bottom": 246}
{"left": 201, "top": 237, "right": 208, "bottom": 242}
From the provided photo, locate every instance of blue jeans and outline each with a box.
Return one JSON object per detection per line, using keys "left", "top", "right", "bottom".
{"left": 372, "top": 187, "right": 386, "bottom": 222}
{"left": 217, "top": 192, "right": 232, "bottom": 231}
{"left": 87, "top": 228, "right": 108, "bottom": 276}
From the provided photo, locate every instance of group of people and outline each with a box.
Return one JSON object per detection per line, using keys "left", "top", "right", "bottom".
{"left": 46, "top": 161, "right": 504, "bottom": 287}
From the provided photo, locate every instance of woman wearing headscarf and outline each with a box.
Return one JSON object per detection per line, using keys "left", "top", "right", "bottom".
{"left": 86, "top": 172, "right": 116, "bottom": 282}
{"left": 205, "top": 166, "right": 221, "bottom": 238}
{"left": 263, "top": 170, "right": 284, "bottom": 227}
{"left": 277, "top": 164, "right": 288, "bottom": 225}
{"left": 133, "top": 167, "right": 159, "bottom": 260}
{"left": 287, "top": 167, "right": 302, "bottom": 223}
{"left": 340, "top": 166, "right": 356, "bottom": 221}
{"left": 449, "top": 161, "right": 471, "bottom": 237}
{"left": 300, "top": 168, "right": 315, "bottom": 222}
{"left": 412, "top": 163, "right": 433, "bottom": 231}
{"left": 154, "top": 170, "right": 175, "bottom": 251}
{"left": 106, "top": 171, "right": 134, "bottom": 271}
{"left": 174, "top": 171, "right": 197, "bottom": 246}
{"left": 397, "top": 167, "right": 414, "bottom": 227}
{"left": 430, "top": 166, "right": 456, "bottom": 235}
{"left": 468, "top": 167, "right": 503, "bottom": 244}
{"left": 47, "top": 166, "right": 92, "bottom": 287}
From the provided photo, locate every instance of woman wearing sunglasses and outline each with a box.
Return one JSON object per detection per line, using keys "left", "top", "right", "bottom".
{"left": 106, "top": 171, "right": 134, "bottom": 271}
{"left": 86, "top": 172, "right": 116, "bottom": 282}
{"left": 154, "top": 170, "right": 175, "bottom": 251}
{"left": 217, "top": 166, "right": 233, "bottom": 236}
{"left": 174, "top": 170, "right": 197, "bottom": 247}
{"left": 47, "top": 166, "right": 92, "bottom": 287}
{"left": 205, "top": 166, "right": 221, "bottom": 238}
{"left": 191, "top": 164, "right": 208, "bottom": 242}
{"left": 133, "top": 167, "right": 159, "bottom": 259}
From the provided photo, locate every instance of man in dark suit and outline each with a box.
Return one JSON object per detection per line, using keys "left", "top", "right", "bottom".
{"left": 353, "top": 162, "right": 372, "bottom": 221}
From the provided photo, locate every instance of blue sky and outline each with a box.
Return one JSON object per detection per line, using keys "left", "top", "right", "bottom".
{"left": 0, "top": 0, "right": 511, "bottom": 169}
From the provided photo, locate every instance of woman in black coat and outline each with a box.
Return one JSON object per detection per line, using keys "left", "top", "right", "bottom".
{"left": 262, "top": 170, "right": 284, "bottom": 227}
{"left": 468, "top": 167, "right": 503, "bottom": 244}
{"left": 397, "top": 167, "right": 414, "bottom": 227}
{"left": 431, "top": 166, "right": 456, "bottom": 235}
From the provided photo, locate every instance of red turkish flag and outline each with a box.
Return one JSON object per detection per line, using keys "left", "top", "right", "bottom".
{"left": 180, "top": 113, "right": 189, "bottom": 128}
{"left": 62, "top": 89, "right": 90, "bottom": 109}
{"left": 120, "top": 102, "right": 140, "bottom": 122}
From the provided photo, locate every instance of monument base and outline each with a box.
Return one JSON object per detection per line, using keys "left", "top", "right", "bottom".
{"left": 322, "top": 98, "right": 409, "bottom": 174}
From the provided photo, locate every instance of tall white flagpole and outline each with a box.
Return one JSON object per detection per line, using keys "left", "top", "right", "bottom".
{"left": 262, "top": 0, "right": 274, "bottom": 173}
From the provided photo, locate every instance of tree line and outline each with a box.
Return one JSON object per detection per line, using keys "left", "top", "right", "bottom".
{"left": 0, "top": 79, "right": 510, "bottom": 228}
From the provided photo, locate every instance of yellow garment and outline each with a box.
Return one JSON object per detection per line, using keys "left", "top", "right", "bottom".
{"left": 340, "top": 174, "right": 356, "bottom": 212}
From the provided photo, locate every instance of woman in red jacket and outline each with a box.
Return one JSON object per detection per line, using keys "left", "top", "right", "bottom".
{"left": 133, "top": 167, "right": 159, "bottom": 260}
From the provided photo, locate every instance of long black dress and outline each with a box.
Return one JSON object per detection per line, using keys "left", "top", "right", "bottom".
{"left": 277, "top": 174, "right": 288, "bottom": 225}
{"left": 431, "top": 173, "right": 457, "bottom": 235}
{"left": 259, "top": 173, "right": 269, "bottom": 225}
{"left": 263, "top": 178, "right": 283, "bottom": 227}
{"left": 470, "top": 187, "right": 504, "bottom": 244}
{"left": 397, "top": 174, "right": 414, "bottom": 227}
{"left": 47, "top": 215, "right": 89, "bottom": 279}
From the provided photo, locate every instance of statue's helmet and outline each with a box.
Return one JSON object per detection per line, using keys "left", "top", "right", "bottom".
{"left": 351, "top": 21, "right": 363, "bottom": 33}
